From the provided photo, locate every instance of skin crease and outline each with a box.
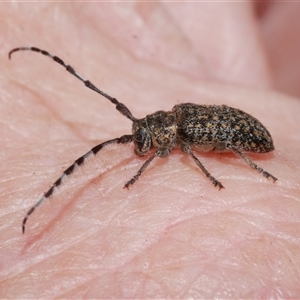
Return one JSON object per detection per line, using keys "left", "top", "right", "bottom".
{"left": 1, "top": 2, "right": 300, "bottom": 298}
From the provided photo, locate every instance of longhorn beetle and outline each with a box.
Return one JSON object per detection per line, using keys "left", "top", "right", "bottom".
{"left": 9, "top": 47, "right": 277, "bottom": 234}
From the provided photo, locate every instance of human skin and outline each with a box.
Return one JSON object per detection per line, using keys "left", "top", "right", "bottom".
{"left": 1, "top": 3, "right": 300, "bottom": 298}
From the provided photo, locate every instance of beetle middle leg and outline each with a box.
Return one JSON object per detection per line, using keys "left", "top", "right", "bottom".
{"left": 180, "top": 143, "right": 224, "bottom": 190}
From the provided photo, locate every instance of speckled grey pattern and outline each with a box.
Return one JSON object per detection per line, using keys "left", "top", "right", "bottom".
{"left": 174, "top": 103, "right": 274, "bottom": 153}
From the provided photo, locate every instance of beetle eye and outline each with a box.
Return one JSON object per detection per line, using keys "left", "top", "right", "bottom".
{"left": 135, "top": 129, "right": 146, "bottom": 142}
{"left": 135, "top": 133, "right": 143, "bottom": 142}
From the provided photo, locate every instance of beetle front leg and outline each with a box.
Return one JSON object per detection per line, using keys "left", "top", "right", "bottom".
{"left": 124, "top": 151, "right": 158, "bottom": 189}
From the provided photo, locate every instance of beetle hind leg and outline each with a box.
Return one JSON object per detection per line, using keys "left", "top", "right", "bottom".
{"left": 231, "top": 147, "right": 277, "bottom": 182}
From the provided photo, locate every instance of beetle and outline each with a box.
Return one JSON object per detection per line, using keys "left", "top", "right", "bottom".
{"left": 8, "top": 47, "right": 277, "bottom": 233}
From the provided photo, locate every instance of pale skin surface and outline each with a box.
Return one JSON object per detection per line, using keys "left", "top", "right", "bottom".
{"left": 1, "top": 2, "right": 300, "bottom": 298}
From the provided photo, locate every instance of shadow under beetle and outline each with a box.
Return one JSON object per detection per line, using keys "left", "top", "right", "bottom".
{"left": 8, "top": 47, "right": 277, "bottom": 234}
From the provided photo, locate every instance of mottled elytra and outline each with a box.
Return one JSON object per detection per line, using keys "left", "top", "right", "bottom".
{"left": 9, "top": 47, "right": 277, "bottom": 234}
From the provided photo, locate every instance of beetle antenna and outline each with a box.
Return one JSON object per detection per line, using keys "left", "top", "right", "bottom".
{"left": 21, "top": 135, "right": 133, "bottom": 233}
{"left": 9, "top": 47, "right": 137, "bottom": 122}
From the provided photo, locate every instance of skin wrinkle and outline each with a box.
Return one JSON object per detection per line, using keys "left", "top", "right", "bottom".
{"left": 9, "top": 79, "right": 90, "bottom": 144}
{"left": 158, "top": 4, "right": 209, "bottom": 80}
{"left": 57, "top": 277, "right": 95, "bottom": 298}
